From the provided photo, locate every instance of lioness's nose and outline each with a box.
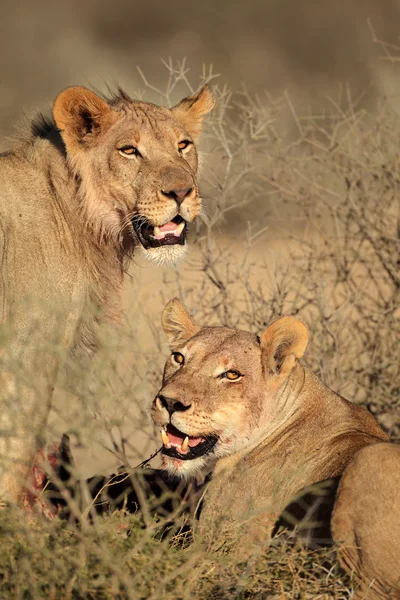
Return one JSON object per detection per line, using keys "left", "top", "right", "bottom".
{"left": 161, "top": 187, "right": 193, "bottom": 206}
{"left": 157, "top": 394, "right": 192, "bottom": 416}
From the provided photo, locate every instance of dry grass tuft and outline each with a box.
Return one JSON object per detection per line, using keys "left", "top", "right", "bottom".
{"left": 1, "top": 506, "right": 351, "bottom": 599}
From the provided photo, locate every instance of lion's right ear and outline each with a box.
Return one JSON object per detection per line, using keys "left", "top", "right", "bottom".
{"left": 53, "top": 87, "right": 116, "bottom": 153}
{"left": 171, "top": 85, "right": 214, "bottom": 139}
{"left": 260, "top": 316, "right": 309, "bottom": 379}
{"left": 162, "top": 298, "right": 200, "bottom": 347}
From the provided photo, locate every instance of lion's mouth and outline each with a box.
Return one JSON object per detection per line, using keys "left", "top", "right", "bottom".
{"left": 160, "top": 424, "right": 218, "bottom": 461}
{"left": 132, "top": 215, "right": 187, "bottom": 250}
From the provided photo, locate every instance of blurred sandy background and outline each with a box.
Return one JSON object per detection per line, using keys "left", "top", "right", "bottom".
{"left": 1, "top": 0, "right": 400, "bottom": 133}
{"left": 1, "top": 0, "right": 399, "bottom": 478}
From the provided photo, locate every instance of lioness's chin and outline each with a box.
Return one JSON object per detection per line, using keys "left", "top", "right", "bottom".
{"left": 140, "top": 244, "right": 188, "bottom": 266}
{"left": 161, "top": 454, "right": 209, "bottom": 479}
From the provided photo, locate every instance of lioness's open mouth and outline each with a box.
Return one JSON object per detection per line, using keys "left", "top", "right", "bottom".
{"left": 160, "top": 424, "right": 218, "bottom": 460}
{"left": 132, "top": 215, "right": 187, "bottom": 250}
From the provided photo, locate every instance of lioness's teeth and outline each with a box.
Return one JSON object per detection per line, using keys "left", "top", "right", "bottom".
{"left": 153, "top": 226, "right": 161, "bottom": 238}
{"left": 161, "top": 429, "right": 170, "bottom": 447}
{"left": 175, "top": 221, "right": 185, "bottom": 235}
{"left": 181, "top": 436, "right": 189, "bottom": 452}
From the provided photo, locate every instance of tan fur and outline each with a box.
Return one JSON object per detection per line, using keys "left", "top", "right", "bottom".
{"left": 0, "top": 86, "right": 214, "bottom": 506}
{"left": 152, "top": 299, "right": 388, "bottom": 554}
{"left": 332, "top": 443, "right": 400, "bottom": 599}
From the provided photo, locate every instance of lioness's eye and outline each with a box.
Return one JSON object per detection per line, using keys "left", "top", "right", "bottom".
{"left": 119, "top": 145, "right": 142, "bottom": 158}
{"left": 221, "top": 370, "right": 242, "bottom": 381}
{"left": 172, "top": 352, "right": 184, "bottom": 366}
{"left": 178, "top": 140, "right": 192, "bottom": 152}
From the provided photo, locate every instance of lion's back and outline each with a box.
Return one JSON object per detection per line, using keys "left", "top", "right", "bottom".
{"left": 0, "top": 148, "right": 61, "bottom": 225}
{"left": 332, "top": 443, "right": 400, "bottom": 599}
{"left": 0, "top": 147, "right": 85, "bottom": 332}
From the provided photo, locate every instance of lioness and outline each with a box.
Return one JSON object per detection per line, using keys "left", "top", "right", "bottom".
{"left": 0, "top": 85, "right": 214, "bottom": 506}
{"left": 332, "top": 443, "right": 400, "bottom": 599}
{"left": 152, "top": 298, "right": 388, "bottom": 554}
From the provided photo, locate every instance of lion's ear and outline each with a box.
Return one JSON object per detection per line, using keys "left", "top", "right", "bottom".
{"left": 260, "top": 316, "right": 309, "bottom": 378}
{"left": 53, "top": 87, "right": 116, "bottom": 153}
{"left": 171, "top": 85, "right": 214, "bottom": 139}
{"left": 162, "top": 298, "right": 200, "bottom": 347}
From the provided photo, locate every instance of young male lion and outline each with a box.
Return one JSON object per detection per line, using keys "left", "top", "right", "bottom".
{"left": 152, "top": 298, "right": 388, "bottom": 555}
{"left": 0, "top": 85, "right": 214, "bottom": 507}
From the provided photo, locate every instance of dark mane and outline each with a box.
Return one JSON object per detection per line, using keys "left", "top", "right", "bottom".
{"left": 28, "top": 111, "right": 65, "bottom": 153}
{"left": 31, "top": 111, "right": 56, "bottom": 139}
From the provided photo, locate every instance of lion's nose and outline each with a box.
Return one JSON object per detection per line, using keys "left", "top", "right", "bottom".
{"left": 157, "top": 394, "right": 192, "bottom": 416}
{"left": 161, "top": 187, "right": 193, "bottom": 206}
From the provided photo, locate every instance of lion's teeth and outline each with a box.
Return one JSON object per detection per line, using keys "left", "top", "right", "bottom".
{"left": 175, "top": 221, "right": 185, "bottom": 235}
{"left": 153, "top": 226, "right": 161, "bottom": 238}
{"left": 161, "top": 429, "right": 170, "bottom": 447}
{"left": 181, "top": 436, "right": 189, "bottom": 452}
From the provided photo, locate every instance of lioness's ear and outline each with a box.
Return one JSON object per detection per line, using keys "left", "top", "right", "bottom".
{"left": 162, "top": 298, "right": 200, "bottom": 347}
{"left": 260, "top": 316, "right": 309, "bottom": 378}
{"left": 171, "top": 85, "right": 214, "bottom": 139}
{"left": 53, "top": 86, "right": 116, "bottom": 152}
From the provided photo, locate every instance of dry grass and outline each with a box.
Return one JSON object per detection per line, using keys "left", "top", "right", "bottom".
{"left": 1, "top": 506, "right": 351, "bottom": 599}
{"left": 1, "top": 62, "right": 399, "bottom": 598}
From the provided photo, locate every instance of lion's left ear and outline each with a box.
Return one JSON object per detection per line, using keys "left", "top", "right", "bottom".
{"left": 162, "top": 298, "right": 201, "bottom": 347}
{"left": 171, "top": 85, "right": 214, "bottom": 139}
{"left": 260, "top": 316, "right": 309, "bottom": 378}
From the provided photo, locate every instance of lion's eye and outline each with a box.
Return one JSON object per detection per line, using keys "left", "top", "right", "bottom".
{"left": 221, "top": 370, "right": 242, "bottom": 381}
{"left": 119, "top": 145, "right": 142, "bottom": 158}
{"left": 172, "top": 352, "right": 184, "bottom": 366}
{"left": 178, "top": 140, "right": 192, "bottom": 152}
